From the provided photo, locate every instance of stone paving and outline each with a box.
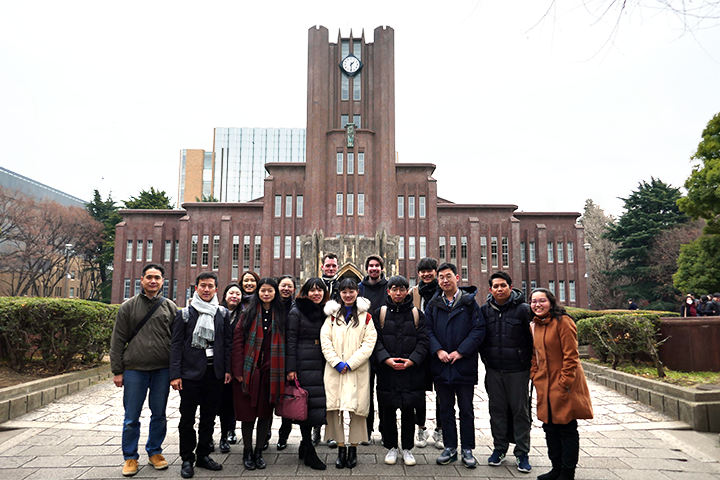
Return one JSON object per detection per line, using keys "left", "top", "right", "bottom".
{"left": 0, "top": 363, "right": 718, "bottom": 479}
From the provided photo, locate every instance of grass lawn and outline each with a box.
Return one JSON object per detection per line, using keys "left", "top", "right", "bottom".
{"left": 585, "top": 358, "right": 720, "bottom": 387}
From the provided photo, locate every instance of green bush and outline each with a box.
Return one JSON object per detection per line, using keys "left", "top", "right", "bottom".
{"left": 566, "top": 306, "right": 680, "bottom": 321}
{"left": 0, "top": 297, "right": 118, "bottom": 374}
{"left": 576, "top": 313, "right": 667, "bottom": 377}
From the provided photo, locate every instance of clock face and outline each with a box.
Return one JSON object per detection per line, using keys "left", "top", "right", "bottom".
{"left": 341, "top": 55, "right": 361, "bottom": 76}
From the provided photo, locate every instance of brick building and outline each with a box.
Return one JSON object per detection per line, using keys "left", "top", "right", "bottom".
{"left": 112, "top": 25, "right": 588, "bottom": 307}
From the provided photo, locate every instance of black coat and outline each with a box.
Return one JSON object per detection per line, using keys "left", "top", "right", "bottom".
{"left": 359, "top": 274, "right": 389, "bottom": 315}
{"left": 373, "top": 295, "right": 429, "bottom": 409}
{"left": 170, "top": 305, "right": 231, "bottom": 382}
{"left": 285, "top": 298, "right": 327, "bottom": 427}
{"left": 479, "top": 289, "right": 533, "bottom": 373}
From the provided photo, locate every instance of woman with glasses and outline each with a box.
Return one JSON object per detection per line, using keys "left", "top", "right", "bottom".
{"left": 529, "top": 288, "right": 593, "bottom": 480}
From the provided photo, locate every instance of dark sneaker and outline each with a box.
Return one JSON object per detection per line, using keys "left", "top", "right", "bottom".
{"left": 461, "top": 449, "right": 477, "bottom": 469}
{"left": 436, "top": 447, "right": 457, "bottom": 465}
{"left": 516, "top": 454, "right": 532, "bottom": 473}
{"left": 488, "top": 450, "right": 506, "bottom": 466}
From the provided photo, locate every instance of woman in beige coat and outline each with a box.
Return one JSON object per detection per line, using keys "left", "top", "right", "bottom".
{"left": 530, "top": 288, "right": 593, "bottom": 480}
{"left": 321, "top": 278, "right": 377, "bottom": 470}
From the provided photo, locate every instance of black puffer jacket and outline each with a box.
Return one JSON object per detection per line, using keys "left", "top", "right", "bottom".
{"left": 373, "top": 294, "right": 429, "bottom": 408}
{"left": 286, "top": 297, "right": 327, "bottom": 427}
{"left": 359, "top": 274, "right": 389, "bottom": 314}
{"left": 479, "top": 288, "right": 533, "bottom": 373}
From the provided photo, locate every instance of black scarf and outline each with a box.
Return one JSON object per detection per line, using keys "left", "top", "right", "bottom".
{"left": 418, "top": 279, "right": 439, "bottom": 305}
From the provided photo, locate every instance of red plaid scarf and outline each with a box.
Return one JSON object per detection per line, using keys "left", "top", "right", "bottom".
{"left": 241, "top": 306, "right": 285, "bottom": 404}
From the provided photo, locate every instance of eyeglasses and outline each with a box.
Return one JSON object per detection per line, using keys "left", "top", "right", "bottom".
{"left": 389, "top": 287, "right": 408, "bottom": 293}
{"left": 530, "top": 299, "right": 549, "bottom": 305}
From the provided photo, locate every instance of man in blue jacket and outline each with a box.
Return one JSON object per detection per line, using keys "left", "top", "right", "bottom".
{"left": 425, "top": 262, "right": 485, "bottom": 468}
{"left": 480, "top": 272, "right": 533, "bottom": 473}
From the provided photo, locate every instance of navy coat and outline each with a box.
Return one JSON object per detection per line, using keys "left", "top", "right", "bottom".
{"left": 170, "top": 305, "right": 231, "bottom": 382}
{"left": 479, "top": 289, "right": 533, "bottom": 373}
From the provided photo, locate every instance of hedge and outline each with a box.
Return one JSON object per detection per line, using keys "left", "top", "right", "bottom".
{"left": 566, "top": 306, "right": 680, "bottom": 321}
{"left": 0, "top": 297, "right": 118, "bottom": 374}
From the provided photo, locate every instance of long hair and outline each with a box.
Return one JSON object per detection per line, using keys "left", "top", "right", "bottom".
{"left": 220, "top": 282, "right": 241, "bottom": 309}
{"left": 239, "top": 270, "right": 261, "bottom": 294}
{"left": 298, "top": 277, "right": 328, "bottom": 305}
{"left": 241, "top": 277, "right": 285, "bottom": 334}
{"left": 531, "top": 287, "right": 567, "bottom": 320}
{"left": 337, "top": 277, "right": 360, "bottom": 327}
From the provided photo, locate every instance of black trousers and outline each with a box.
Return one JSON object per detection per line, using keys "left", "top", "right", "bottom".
{"left": 219, "top": 381, "right": 235, "bottom": 435}
{"left": 382, "top": 405, "right": 415, "bottom": 450}
{"left": 435, "top": 382, "right": 475, "bottom": 450}
{"left": 178, "top": 366, "right": 224, "bottom": 462}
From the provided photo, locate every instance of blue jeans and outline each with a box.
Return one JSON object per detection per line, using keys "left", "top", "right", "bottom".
{"left": 122, "top": 368, "right": 170, "bottom": 460}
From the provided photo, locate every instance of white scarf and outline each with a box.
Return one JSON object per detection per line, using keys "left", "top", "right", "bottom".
{"left": 191, "top": 290, "right": 218, "bottom": 349}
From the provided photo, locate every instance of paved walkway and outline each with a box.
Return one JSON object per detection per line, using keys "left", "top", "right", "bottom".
{"left": 1, "top": 364, "right": 719, "bottom": 479}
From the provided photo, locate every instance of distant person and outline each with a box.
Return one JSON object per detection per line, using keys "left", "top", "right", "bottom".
{"left": 217, "top": 283, "right": 243, "bottom": 454}
{"left": 709, "top": 294, "right": 720, "bottom": 316}
{"left": 627, "top": 299, "right": 638, "bottom": 310}
{"left": 321, "top": 252, "right": 341, "bottom": 303}
{"left": 698, "top": 295, "right": 712, "bottom": 316}
{"left": 680, "top": 294, "right": 697, "bottom": 317}
{"left": 110, "top": 263, "right": 177, "bottom": 477}
{"left": 273, "top": 275, "right": 297, "bottom": 451}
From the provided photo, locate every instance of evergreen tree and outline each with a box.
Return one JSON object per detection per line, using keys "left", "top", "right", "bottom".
{"left": 85, "top": 190, "right": 121, "bottom": 303}
{"left": 124, "top": 187, "right": 174, "bottom": 209}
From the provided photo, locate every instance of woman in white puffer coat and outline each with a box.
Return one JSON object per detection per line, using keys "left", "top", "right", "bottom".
{"left": 321, "top": 277, "right": 377, "bottom": 470}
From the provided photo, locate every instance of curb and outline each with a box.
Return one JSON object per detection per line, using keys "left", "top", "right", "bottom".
{"left": 582, "top": 361, "right": 720, "bottom": 432}
{"left": 0, "top": 364, "right": 113, "bottom": 424}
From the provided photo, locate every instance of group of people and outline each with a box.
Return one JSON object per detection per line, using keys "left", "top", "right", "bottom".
{"left": 110, "top": 253, "right": 593, "bottom": 480}
{"left": 679, "top": 292, "right": 720, "bottom": 317}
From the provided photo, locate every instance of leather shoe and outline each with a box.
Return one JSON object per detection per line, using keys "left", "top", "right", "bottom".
{"left": 208, "top": 440, "right": 215, "bottom": 453}
{"left": 277, "top": 435, "right": 288, "bottom": 450}
{"left": 219, "top": 438, "right": 230, "bottom": 454}
{"left": 227, "top": 431, "right": 238, "bottom": 444}
{"left": 263, "top": 430, "right": 270, "bottom": 450}
{"left": 336, "top": 446, "right": 347, "bottom": 469}
{"left": 180, "top": 460, "right": 194, "bottom": 478}
{"left": 254, "top": 447, "right": 266, "bottom": 469}
{"left": 196, "top": 456, "right": 222, "bottom": 471}
{"left": 347, "top": 446, "right": 357, "bottom": 468}
{"left": 243, "top": 449, "right": 256, "bottom": 470}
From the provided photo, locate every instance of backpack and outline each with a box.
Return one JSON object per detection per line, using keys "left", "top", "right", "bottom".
{"left": 378, "top": 305, "right": 419, "bottom": 329}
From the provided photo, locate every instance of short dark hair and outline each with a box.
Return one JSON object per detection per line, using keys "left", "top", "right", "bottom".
{"left": 298, "top": 277, "right": 329, "bottom": 303}
{"left": 365, "top": 254, "right": 384, "bottom": 270}
{"left": 417, "top": 257, "right": 438, "bottom": 272}
{"left": 196, "top": 271, "right": 218, "bottom": 287}
{"left": 437, "top": 262, "right": 457, "bottom": 275}
{"left": 277, "top": 275, "right": 296, "bottom": 288}
{"left": 338, "top": 277, "right": 359, "bottom": 292}
{"left": 387, "top": 275, "right": 409, "bottom": 290}
{"left": 489, "top": 271, "right": 512, "bottom": 287}
{"left": 322, "top": 252, "right": 338, "bottom": 264}
{"left": 142, "top": 263, "right": 164, "bottom": 276}
{"left": 220, "top": 282, "right": 242, "bottom": 308}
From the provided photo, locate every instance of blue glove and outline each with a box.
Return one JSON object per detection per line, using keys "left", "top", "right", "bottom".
{"left": 335, "top": 362, "right": 347, "bottom": 373}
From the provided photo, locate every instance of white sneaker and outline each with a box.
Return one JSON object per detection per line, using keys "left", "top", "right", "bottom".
{"left": 433, "top": 429, "right": 444, "bottom": 449}
{"left": 385, "top": 447, "right": 399, "bottom": 465}
{"left": 402, "top": 449, "right": 416, "bottom": 466}
{"left": 416, "top": 427, "right": 428, "bottom": 448}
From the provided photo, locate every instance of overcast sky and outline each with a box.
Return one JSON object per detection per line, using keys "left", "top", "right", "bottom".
{"left": 1, "top": 0, "right": 718, "bottom": 218}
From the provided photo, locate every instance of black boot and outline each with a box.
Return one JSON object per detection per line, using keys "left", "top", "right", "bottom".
{"left": 298, "top": 441, "right": 306, "bottom": 460}
{"left": 227, "top": 431, "right": 238, "bottom": 445}
{"left": 346, "top": 446, "right": 357, "bottom": 468}
{"left": 243, "top": 449, "right": 256, "bottom": 470}
{"left": 219, "top": 436, "right": 230, "bottom": 454}
{"left": 254, "top": 447, "right": 266, "bottom": 469}
{"left": 335, "top": 446, "right": 347, "bottom": 469}
{"left": 303, "top": 440, "right": 327, "bottom": 470}
{"left": 537, "top": 469, "right": 561, "bottom": 480}
{"left": 263, "top": 430, "right": 270, "bottom": 451}
{"left": 540, "top": 422, "right": 563, "bottom": 480}
{"left": 558, "top": 468, "right": 575, "bottom": 480}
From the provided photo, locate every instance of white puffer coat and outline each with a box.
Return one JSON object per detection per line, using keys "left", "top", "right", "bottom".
{"left": 321, "top": 297, "right": 377, "bottom": 416}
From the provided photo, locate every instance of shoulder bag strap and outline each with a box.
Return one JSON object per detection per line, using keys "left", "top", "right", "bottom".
{"left": 127, "top": 297, "right": 166, "bottom": 346}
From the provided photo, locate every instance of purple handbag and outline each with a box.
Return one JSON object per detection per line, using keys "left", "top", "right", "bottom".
{"left": 276, "top": 378, "right": 308, "bottom": 421}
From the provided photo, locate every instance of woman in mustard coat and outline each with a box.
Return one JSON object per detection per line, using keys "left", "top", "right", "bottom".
{"left": 530, "top": 288, "right": 593, "bottom": 480}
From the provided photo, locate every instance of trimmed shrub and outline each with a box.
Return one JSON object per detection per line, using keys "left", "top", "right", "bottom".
{"left": 0, "top": 297, "right": 118, "bottom": 374}
{"left": 566, "top": 307, "right": 680, "bottom": 322}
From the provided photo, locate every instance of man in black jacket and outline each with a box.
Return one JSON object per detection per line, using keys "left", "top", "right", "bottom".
{"left": 479, "top": 272, "right": 533, "bottom": 474}
{"left": 170, "top": 272, "right": 232, "bottom": 478}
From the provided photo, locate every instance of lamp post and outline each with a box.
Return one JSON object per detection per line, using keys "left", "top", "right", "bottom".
{"left": 583, "top": 242, "right": 591, "bottom": 309}
{"left": 63, "top": 243, "right": 73, "bottom": 298}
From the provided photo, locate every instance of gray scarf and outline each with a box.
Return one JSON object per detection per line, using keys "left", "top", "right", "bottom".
{"left": 191, "top": 291, "right": 217, "bottom": 349}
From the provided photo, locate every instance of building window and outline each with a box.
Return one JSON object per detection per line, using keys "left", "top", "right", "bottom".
{"left": 439, "top": 236, "right": 446, "bottom": 262}
{"left": 549, "top": 280, "right": 555, "bottom": 295}
{"left": 69, "top": 287, "right": 74, "bottom": 298}
{"left": 296, "top": 236, "right": 301, "bottom": 259}
{"left": 530, "top": 280, "right": 537, "bottom": 290}
{"left": 491, "top": 236, "right": 498, "bottom": 268}
{"left": 397, "top": 196, "right": 404, "bottom": 218}
{"left": 341, "top": 74, "right": 349, "bottom": 101}
{"left": 347, "top": 153, "right": 354, "bottom": 174}
{"left": 274, "top": 195, "right": 282, "bottom": 217}
{"left": 124, "top": 279, "right": 131, "bottom": 299}
{"left": 285, "top": 195, "right": 292, "bottom": 217}
{"left": 461, "top": 236, "right": 468, "bottom": 281}
{"left": 358, "top": 193, "right": 365, "bottom": 216}
{"left": 398, "top": 237, "right": 405, "bottom": 259}
{"left": 529, "top": 241, "right": 536, "bottom": 263}
{"left": 135, "top": 279, "right": 141, "bottom": 296}
{"left": 274, "top": 236, "right": 281, "bottom": 259}
{"left": 522, "top": 280, "right": 527, "bottom": 298}
{"left": 353, "top": 114, "right": 361, "bottom": 128}
{"left": 212, "top": 235, "right": 220, "bottom": 270}
{"left": 419, "top": 196, "right": 426, "bottom": 218}
{"left": 146, "top": 240, "right": 153, "bottom": 262}
{"left": 480, "top": 237, "right": 487, "bottom": 272}
{"left": 353, "top": 75, "right": 361, "bottom": 101}
{"left": 254, "top": 235, "right": 261, "bottom": 270}
{"left": 136, "top": 240, "right": 143, "bottom": 262}
{"left": 547, "top": 242, "right": 554, "bottom": 263}
{"left": 347, "top": 193, "right": 354, "bottom": 215}
{"left": 336, "top": 153, "right": 343, "bottom": 174}
{"left": 165, "top": 240, "right": 172, "bottom": 262}
{"left": 243, "top": 235, "right": 251, "bottom": 271}
{"left": 285, "top": 236, "right": 292, "bottom": 259}
{"left": 173, "top": 279, "right": 177, "bottom": 301}
{"left": 201, "top": 235, "right": 209, "bottom": 266}
{"left": 336, "top": 193, "right": 343, "bottom": 215}
{"left": 191, "top": 235, "right": 198, "bottom": 266}
{"left": 341, "top": 114, "right": 348, "bottom": 127}
{"left": 520, "top": 241, "right": 526, "bottom": 263}
{"left": 409, "top": 236, "right": 416, "bottom": 259}
{"left": 558, "top": 242, "right": 564, "bottom": 263}
{"left": 174, "top": 240, "right": 179, "bottom": 262}
{"left": 232, "top": 235, "right": 240, "bottom": 279}
{"left": 126, "top": 240, "right": 133, "bottom": 262}
{"left": 568, "top": 242, "right": 574, "bottom": 263}
{"left": 55, "top": 286, "right": 62, "bottom": 297}
{"left": 420, "top": 236, "right": 427, "bottom": 258}
{"left": 162, "top": 279, "right": 169, "bottom": 298}
{"left": 559, "top": 280, "right": 566, "bottom": 302}
{"left": 569, "top": 280, "right": 576, "bottom": 302}
{"left": 502, "top": 236, "right": 509, "bottom": 268}
{"left": 296, "top": 195, "right": 303, "bottom": 217}
{"left": 450, "top": 236, "right": 457, "bottom": 264}
{"left": 358, "top": 153, "right": 364, "bottom": 174}
{"left": 408, "top": 196, "right": 415, "bottom": 218}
